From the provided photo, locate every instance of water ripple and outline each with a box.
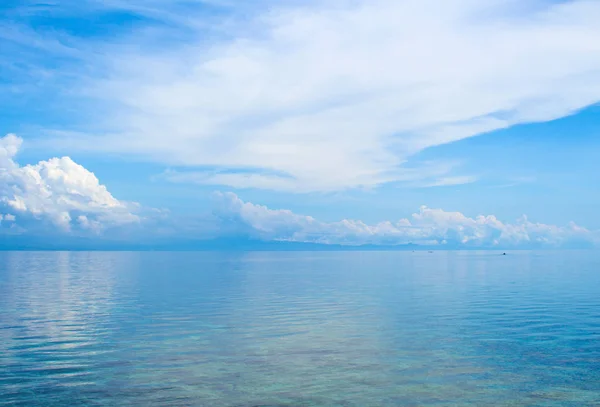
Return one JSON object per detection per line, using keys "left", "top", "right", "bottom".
{"left": 1, "top": 251, "right": 600, "bottom": 406}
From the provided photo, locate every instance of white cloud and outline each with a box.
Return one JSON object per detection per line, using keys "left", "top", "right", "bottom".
{"left": 24, "top": 0, "right": 600, "bottom": 192}
{"left": 0, "top": 131, "right": 595, "bottom": 247}
{"left": 160, "top": 160, "right": 477, "bottom": 192}
{"left": 0, "top": 134, "right": 139, "bottom": 232}
{"left": 211, "top": 192, "right": 598, "bottom": 247}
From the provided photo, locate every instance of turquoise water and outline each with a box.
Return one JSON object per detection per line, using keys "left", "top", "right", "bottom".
{"left": 1, "top": 251, "right": 599, "bottom": 406}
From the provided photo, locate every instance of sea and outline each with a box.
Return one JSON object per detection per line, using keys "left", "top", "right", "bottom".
{"left": 1, "top": 250, "right": 599, "bottom": 406}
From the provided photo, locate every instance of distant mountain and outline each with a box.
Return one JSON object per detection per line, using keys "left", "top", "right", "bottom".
{"left": 0, "top": 234, "right": 445, "bottom": 251}
{"left": 1, "top": 234, "right": 567, "bottom": 251}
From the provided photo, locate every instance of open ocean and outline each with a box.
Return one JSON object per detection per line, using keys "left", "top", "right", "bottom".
{"left": 1, "top": 250, "right": 599, "bottom": 406}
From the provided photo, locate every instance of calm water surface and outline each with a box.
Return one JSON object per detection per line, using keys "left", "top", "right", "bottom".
{"left": 1, "top": 251, "right": 600, "bottom": 406}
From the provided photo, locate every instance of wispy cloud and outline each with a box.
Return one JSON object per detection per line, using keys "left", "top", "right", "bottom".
{"left": 489, "top": 175, "right": 538, "bottom": 189}
{"left": 159, "top": 160, "right": 477, "bottom": 192}
{"left": 7, "top": 0, "right": 600, "bottom": 192}
{"left": 411, "top": 175, "right": 479, "bottom": 188}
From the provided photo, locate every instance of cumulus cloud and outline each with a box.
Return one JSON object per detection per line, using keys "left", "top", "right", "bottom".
{"left": 0, "top": 134, "right": 139, "bottom": 233}
{"left": 21, "top": 0, "right": 600, "bottom": 192}
{"left": 211, "top": 192, "right": 598, "bottom": 248}
{"left": 0, "top": 213, "right": 16, "bottom": 225}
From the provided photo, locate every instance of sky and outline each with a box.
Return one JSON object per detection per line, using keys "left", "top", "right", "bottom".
{"left": 1, "top": 0, "right": 600, "bottom": 249}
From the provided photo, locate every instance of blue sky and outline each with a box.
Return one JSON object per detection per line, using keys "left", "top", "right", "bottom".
{"left": 1, "top": 0, "right": 600, "bottom": 249}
